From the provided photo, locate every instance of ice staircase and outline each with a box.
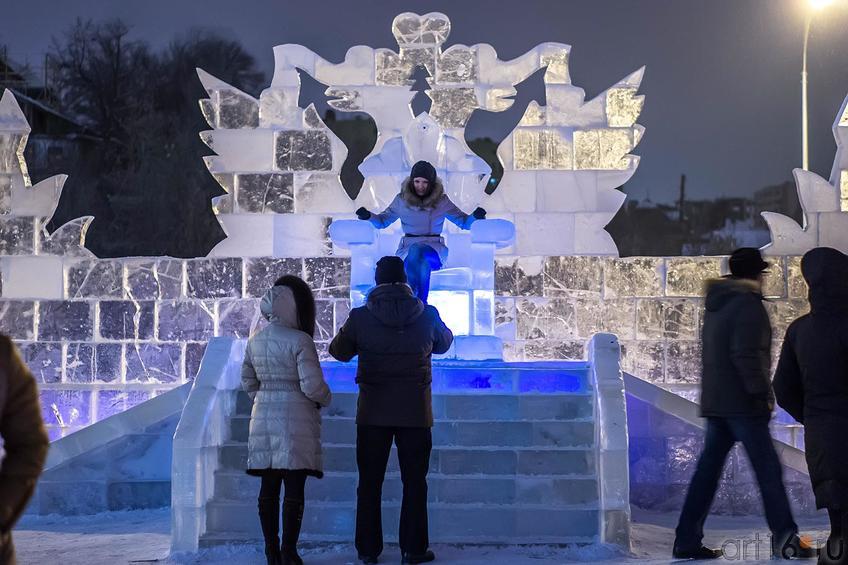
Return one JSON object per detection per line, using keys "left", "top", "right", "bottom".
{"left": 171, "top": 335, "right": 630, "bottom": 552}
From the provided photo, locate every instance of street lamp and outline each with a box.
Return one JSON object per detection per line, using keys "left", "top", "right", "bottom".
{"left": 802, "top": 0, "right": 836, "bottom": 170}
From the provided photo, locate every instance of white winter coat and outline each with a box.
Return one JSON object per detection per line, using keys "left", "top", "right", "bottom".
{"left": 241, "top": 285, "right": 332, "bottom": 476}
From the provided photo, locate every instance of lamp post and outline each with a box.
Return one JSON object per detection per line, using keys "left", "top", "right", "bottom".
{"left": 802, "top": 0, "right": 836, "bottom": 171}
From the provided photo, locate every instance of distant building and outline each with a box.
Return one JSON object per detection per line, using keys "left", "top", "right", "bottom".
{"left": 754, "top": 181, "right": 802, "bottom": 224}
{"left": 1, "top": 50, "right": 101, "bottom": 181}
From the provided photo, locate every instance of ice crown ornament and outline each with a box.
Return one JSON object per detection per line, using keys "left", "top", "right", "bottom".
{"left": 197, "top": 11, "right": 647, "bottom": 257}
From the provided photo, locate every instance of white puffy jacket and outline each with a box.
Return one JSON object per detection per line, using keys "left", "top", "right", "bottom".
{"left": 241, "top": 285, "right": 332, "bottom": 476}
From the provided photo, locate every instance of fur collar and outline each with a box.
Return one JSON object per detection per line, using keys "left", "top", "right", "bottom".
{"left": 703, "top": 276, "right": 762, "bottom": 295}
{"left": 399, "top": 176, "right": 445, "bottom": 209}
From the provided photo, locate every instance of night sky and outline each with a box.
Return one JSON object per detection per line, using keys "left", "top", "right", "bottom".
{"left": 4, "top": 0, "right": 848, "bottom": 203}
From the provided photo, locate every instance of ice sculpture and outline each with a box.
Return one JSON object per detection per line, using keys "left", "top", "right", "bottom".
{"left": 197, "top": 11, "right": 646, "bottom": 258}
{"left": 0, "top": 89, "right": 94, "bottom": 283}
{"left": 762, "top": 92, "right": 848, "bottom": 254}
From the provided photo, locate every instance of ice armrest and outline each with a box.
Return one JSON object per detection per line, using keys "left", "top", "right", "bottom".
{"left": 329, "top": 219, "right": 376, "bottom": 248}
{"left": 470, "top": 219, "right": 515, "bottom": 248}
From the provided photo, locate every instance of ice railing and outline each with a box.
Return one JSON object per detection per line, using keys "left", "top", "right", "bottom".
{"left": 587, "top": 333, "right": 630, "bottom": 550}
{"left": 171, "top": 337, "right": 246, "bottom": 553}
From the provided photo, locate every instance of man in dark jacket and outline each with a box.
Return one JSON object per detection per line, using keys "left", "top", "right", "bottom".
{"left": 329, "top": 256, "right": 453, "bottom": 565}
{"left": 674, "top": 248, "right": 810, "bottom": 560}
{"left": 774, "top": 247, "right": 848, "bottom": 564}
{"left": 0, "top": 335, "right": 49, "bottom": 564}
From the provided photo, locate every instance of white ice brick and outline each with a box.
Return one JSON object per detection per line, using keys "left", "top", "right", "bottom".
{"left": 535, "top": 171, "right": 600, "bottom": 212}
{"left": 199, "top": 129, "right": 275, "bottom": 172}
{"left": 443, "top": 172, "right": 488, "bottom": 213}
{"left": 354, "top": 175, "right": 403, "bottom": 212}
{"left": 314, "top": 46, "right": 376, "bottom": 85}
{"left": 483, "top": 170, "right": 536, "bottom": 213}
{"left": 294, "top": 173, "right": 356, "bottom": 214}
{"left": 0, "top": 90, "right": 31, "bottom": 132}
{"left": 11, "top": 174, "right": 65, "bottom": 217}
{"left": 354, "top": 85, "right": 415, "bottom": 134}
{"left": 453, "top": 335, "right": 502, "bottom": 360}
{"left": 0, "top": 256, "right": 64, "bottom": 299}
{"left": 573, "top": 212, "right": 619, "bottom": 255}
{"left": 271, "top": 45, "right": 317, "bottom": 87}
{"left": 513, "top": 213, "right": 575, "bottom": 256}
{"left": 258, "top": 88, "right": 301, "bottom": 129}
{"left": 818, "top": 212, "right": 848, "bottom": 253}
{"left": 209, "top": 214, "right": 330, "bottom": 258}
{"left": 794, "top": 168, "right": 839, "bottom": 213}
{"left": 761, "top": 212, "right": 818, "bottom": 256}
{"left": 475, "top": 44, "right": 539, "bottom": 85}
{"left": 208, "top": 215, "right": 275, "bottom": 257}
{"left": 272, "top": 214, "right": 331, "bottom": 257}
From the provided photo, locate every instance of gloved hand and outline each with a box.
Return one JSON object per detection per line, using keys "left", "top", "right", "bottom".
{"left": 472, "top": 207, "right": 487, "bottom": 220}
{"left": 355, "top": 207, "right": 371, "bottom": 220}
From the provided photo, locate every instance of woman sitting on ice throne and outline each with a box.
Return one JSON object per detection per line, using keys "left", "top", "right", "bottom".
{"left": 355, "top": 160, "right": 486, "bottom": 303}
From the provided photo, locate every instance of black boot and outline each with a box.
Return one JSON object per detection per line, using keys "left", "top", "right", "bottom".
{"left": 258, "top": 497, "right": 282, "bottom": 565}
{"left": 281, "top": 498, "right": 305, "bottom": 565}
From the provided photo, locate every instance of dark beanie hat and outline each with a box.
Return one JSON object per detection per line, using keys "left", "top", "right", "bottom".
{"left": 375, "top": 256, "right": 407, "bottom": 285}
{"left": 410, "top": 160, "right": 437, "bottom": 185}
{"left": 728, "top": 247, "right": 770, "bottom": 279}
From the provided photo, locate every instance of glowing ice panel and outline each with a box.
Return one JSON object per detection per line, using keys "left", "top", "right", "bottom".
{"left": 513, "top": 129, "right": 573, "bottom": 170}
{"left": 473, "top": 290, "right": 495, "bottom": 335}
{"left": 841, "top": 170, "right": 848, "bottom": 212}
{"left": 540, "top": 50, "right": 570, "bottom": 84}
{"left": 606, "top": 88, "right": 643, "bottom": 128}
{"left": 428, "top": 88, "right": 478, "bottom": 129}
{"left": 437, "top": 47, "right": 477, "bottom": 84}
{"left": 429, "top": 290, "right": 470, "bottom": 336}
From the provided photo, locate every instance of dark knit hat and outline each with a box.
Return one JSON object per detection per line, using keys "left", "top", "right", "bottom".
{"left": 410, "top": 160, "right": 437, "bottom": 185}
{"left": 728, "top": 247, "right": 770, "bottom": 280}
{"left": 375, "top": 256, "right": 407, "bottom": 285}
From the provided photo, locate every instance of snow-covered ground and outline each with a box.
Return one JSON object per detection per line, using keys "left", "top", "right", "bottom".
{"left": 13, "top": 507, "right": 830, "bottom": 564}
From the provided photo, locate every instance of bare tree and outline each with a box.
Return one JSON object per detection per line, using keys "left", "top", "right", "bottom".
{"left": 46, "top": 21, "right": 265, "bottom": 258}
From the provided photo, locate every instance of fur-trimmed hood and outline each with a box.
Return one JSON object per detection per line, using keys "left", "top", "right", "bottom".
{"left": 399, "top": 176, "right": 445, "bottom": 209}
{"left": 703, "top": 276, "right": 762, "bottom": 312}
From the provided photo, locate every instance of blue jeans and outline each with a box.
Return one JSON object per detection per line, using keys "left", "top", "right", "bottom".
{"left": 403, "top": 243, "right": 441, "bottom": 304}
{"left": 675, "top": 416, "right": 797, "bottom": 550}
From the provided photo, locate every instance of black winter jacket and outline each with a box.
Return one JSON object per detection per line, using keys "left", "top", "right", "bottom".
{"left": 328, "top": 283, "right": 453, "bottom": 427}
{"left": 700, "top": 277, "right": 774, "bottom": 418}
{"left": 774, "top": 247, "right": 848, "bottom": 510}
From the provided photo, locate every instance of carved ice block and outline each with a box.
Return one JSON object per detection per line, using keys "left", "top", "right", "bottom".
{"left": 0, "top": 256, "right": 64, "bottom": 299}
{"left": 200, "top": 129, "right": 275, "bottom": 171}
{"left": 328, "top": 219, "right": 376, "bottom": 248}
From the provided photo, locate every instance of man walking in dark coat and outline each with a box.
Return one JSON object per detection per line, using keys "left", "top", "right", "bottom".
{"left": 774, "top": 247, "right": 848, "bottom": 565}
{"left": 673, "top": 248, "right": 812, "bottom": 560}
{"left": 0, "top": 335, "right": 49, "bottom": 564}
{"left": 329, "top": 256, "right": 453, "bottom": 564}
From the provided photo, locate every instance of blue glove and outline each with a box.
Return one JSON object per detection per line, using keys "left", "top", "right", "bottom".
{"left": 472, "top": 207, "right": 487, "bottom": 220}
{"left": 355, "top": 207, "right": 371, "bottom": 220}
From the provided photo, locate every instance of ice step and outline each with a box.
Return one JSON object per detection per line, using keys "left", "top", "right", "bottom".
{"left": 218, "top": 442, "right": 596, "bottom": 476}
{"left": 317, "top": 361, "right": 592, "bottom": 395}
{"left": 202, "top": 500, "right": 601, "bottom": 543}
{"left": 234, "top": 391, "right": 594, "bottom": 420}
{"left": 213, "top": 470, "right": 599, "bottom": 507}
{"left": 229, "top": 416, "right": 595, "bottom": 447}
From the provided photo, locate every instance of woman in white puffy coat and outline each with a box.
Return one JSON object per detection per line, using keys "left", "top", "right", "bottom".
{"left": 241, "top": 275, "right": 332, "bottom": 565}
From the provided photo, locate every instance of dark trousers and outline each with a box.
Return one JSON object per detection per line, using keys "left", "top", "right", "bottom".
{"left": 822, "top": 509, "right": 848, "bottom": 565}
{"left": 355, "top": 425, "right": 432, "bottom": 557}
{"left": 403, "top": 243, "right": 441, "bottom": 304}
{"left": 675, "top": 416, "right": 797, "bottom": 550}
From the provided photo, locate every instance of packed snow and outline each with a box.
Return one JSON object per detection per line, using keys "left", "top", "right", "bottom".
{"left": 13, "top": 507, "right": 830, "bottom": 564}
